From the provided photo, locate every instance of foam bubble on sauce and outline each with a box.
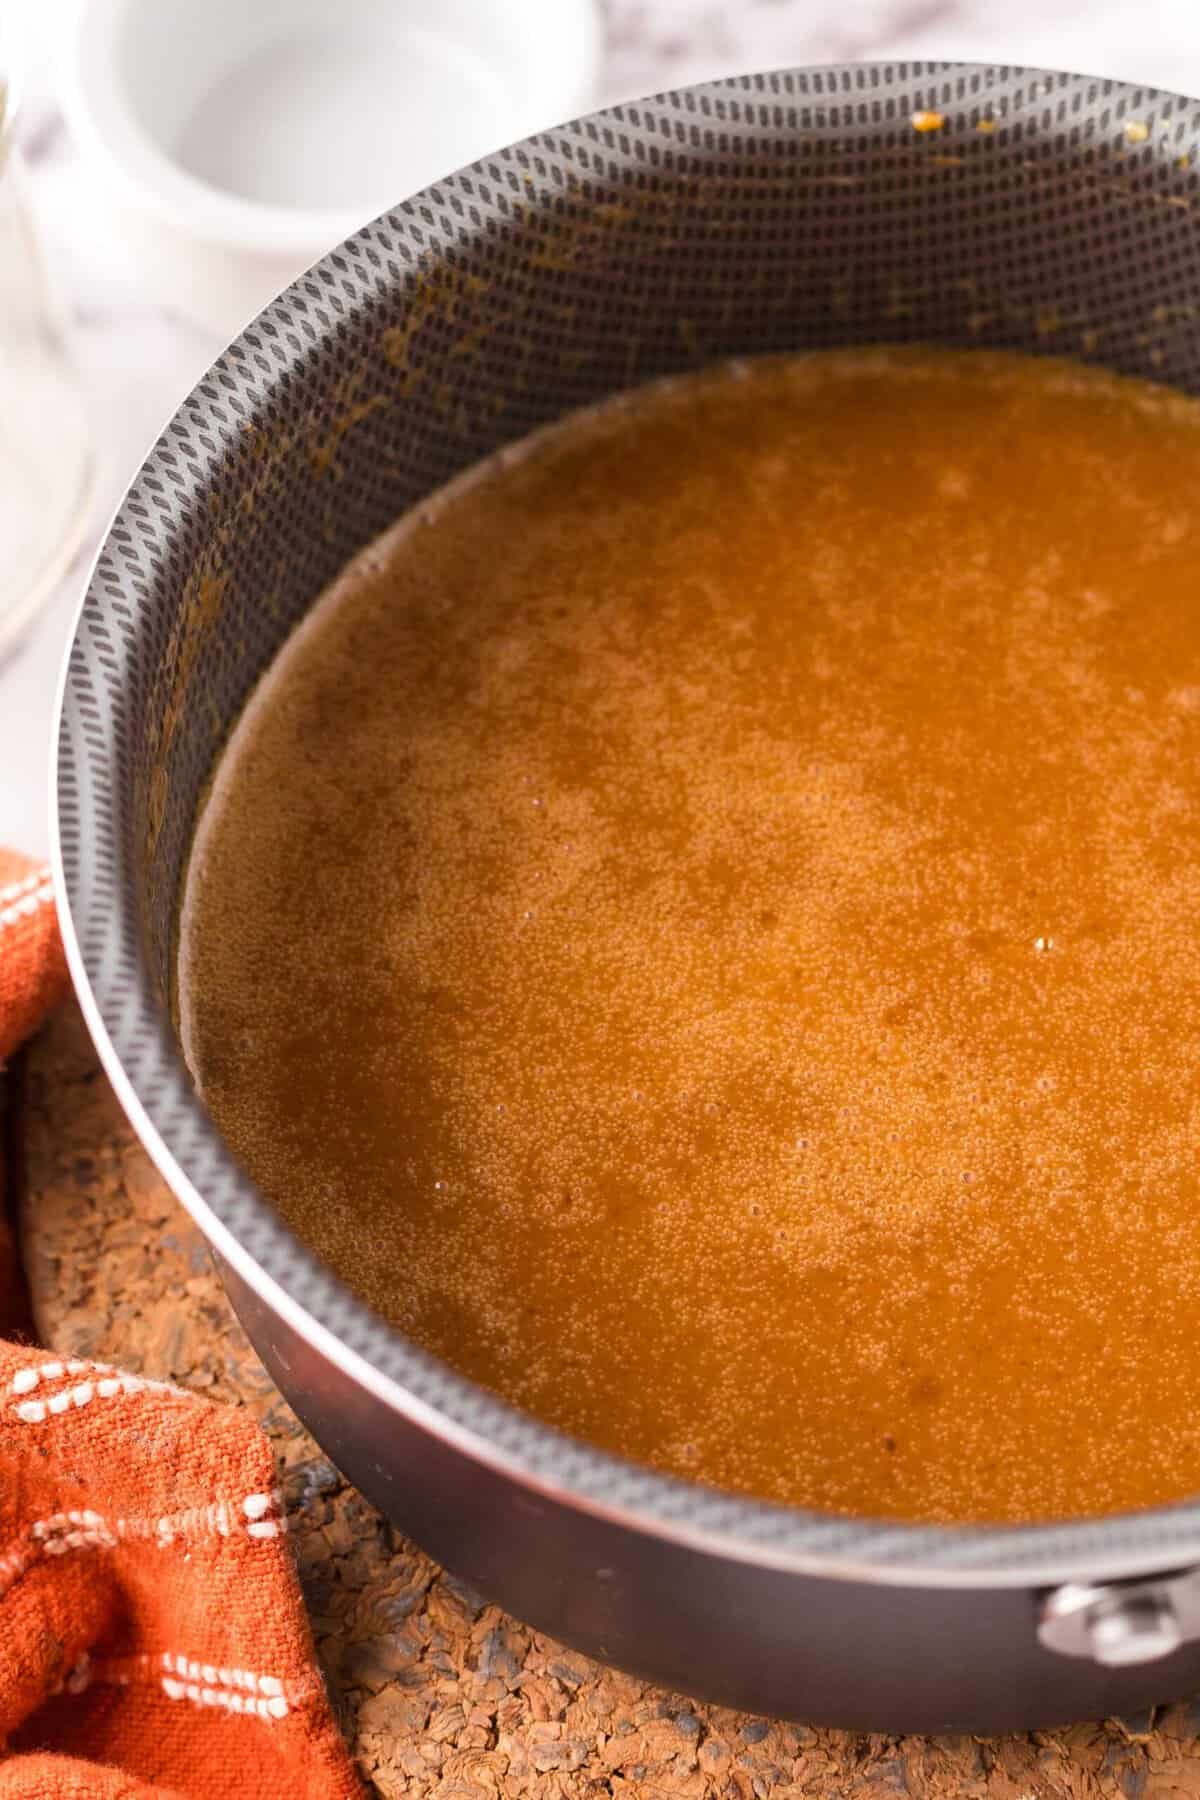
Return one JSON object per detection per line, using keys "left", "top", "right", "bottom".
{"left": 181, "top": 348, "right": 1200, "bottom": 1525}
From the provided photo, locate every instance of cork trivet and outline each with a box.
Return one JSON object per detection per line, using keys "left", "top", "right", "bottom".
{"left": 12, "top": 998, "right": 1200, "bottom": 1798}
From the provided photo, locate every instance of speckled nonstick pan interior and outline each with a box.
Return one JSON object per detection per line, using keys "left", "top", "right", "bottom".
{"left": 54, "top": 63, "right": 1200, "bottom": 1733}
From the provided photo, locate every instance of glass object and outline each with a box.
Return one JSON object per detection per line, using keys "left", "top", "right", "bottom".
{"left": 0, "top": 24, "right": 93, "bottom": 658}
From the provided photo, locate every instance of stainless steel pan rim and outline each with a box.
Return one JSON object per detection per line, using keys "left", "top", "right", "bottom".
{"left": 52, "top": 57, "right": 1200, "bottom": 1599}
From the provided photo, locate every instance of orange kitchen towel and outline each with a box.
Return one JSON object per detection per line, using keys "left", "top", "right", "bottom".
{"left": 0, "top": 852, "right": 66, "bottom": 1339}
{"left": 0, "top": 854, "right": 66, "bottom": 1069}
{"left": 0, "top": 854, "right": 363, "bottom": 1799}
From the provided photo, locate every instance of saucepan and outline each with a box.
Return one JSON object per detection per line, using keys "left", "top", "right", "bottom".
{"left": 52, "top": 61, "right": 1200, "bottom": 1734}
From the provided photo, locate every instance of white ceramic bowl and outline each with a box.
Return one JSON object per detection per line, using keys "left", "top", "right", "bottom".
{"left": 60, "top": 0, "right": 601, "bottom": 339}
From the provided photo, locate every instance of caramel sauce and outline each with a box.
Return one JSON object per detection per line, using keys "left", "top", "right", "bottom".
{"left": 180, "top": 349, "right": 1200, "bottom": 1525}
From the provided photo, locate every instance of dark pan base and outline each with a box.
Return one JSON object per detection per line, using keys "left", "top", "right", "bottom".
{"left": 223, "top": 1253, "right": 1200, "bottom": 1735}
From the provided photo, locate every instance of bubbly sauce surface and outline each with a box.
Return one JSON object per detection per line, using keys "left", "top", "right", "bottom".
{"left": 180, "top": 349, "right": 1200, "bottom": 1525}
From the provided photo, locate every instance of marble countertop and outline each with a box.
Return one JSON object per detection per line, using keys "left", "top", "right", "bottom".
{"left": 6, "top": 0, "right": 1200, "bottom": 854}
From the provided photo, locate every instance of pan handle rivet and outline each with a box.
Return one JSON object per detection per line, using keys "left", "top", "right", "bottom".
{"left": 1087, "top": 1593, "right": 1182, "bottom": 1666}
{"left": 1038, "top": 1580, "right": 1191, "bottom": 1666}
